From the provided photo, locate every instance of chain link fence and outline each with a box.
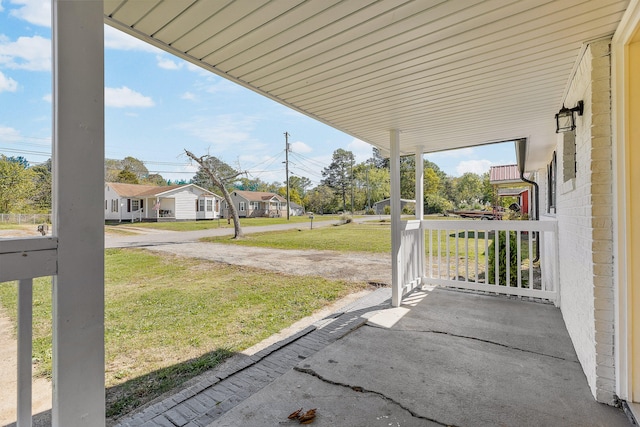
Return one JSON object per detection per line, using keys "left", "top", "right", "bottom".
{"left": 0, "top": 214, "right": 52, "bottom": 224}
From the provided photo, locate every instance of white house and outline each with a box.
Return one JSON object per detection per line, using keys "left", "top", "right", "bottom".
{"left": 104, "top": 182, "right": 222, "bottom": 222}
{"left": 222, "top": 190, "right": 288, "bottom": 218}
{"left": 4, "top": 2, "right": 640, "bottom": 425}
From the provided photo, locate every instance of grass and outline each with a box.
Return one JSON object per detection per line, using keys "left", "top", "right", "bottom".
{"left": 203, "top": 221, "right": 393, "bottom": 253}
{"left": 0, "top": 248, "right": 368, "bottom": 418}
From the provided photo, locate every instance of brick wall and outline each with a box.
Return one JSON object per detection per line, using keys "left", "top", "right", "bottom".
{"left": 539, "top": 39, "right": 616, "bottom": 403}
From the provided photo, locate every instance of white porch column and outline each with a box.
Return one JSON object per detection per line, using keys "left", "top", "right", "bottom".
{"left": 390, "top": 130, "right": 402, "bottom": 306}
{"left": 415, "top": 146, "right": 424, "bottom": 219}
{"left": 52, "top": 1, "right": 105, "bottom": 426}
{"left": 415, "top": 146, "right": 426, "bottom": 284}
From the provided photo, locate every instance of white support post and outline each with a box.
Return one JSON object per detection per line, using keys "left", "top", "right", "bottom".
{"left": 17, "top": 279, "right": 33, "bottom": 427}
{"left": 52, "top": 1, "right": 105, "bottom": 425}
{"left": 391, "top": 130, "right": 402, "bottom": 306}
{"left": 415, "top": 146, "right": 426, "bottom": 284}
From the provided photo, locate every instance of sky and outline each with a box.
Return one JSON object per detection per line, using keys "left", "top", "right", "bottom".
{"left": 0, "top": 0, "right": 515, "bottom": 185}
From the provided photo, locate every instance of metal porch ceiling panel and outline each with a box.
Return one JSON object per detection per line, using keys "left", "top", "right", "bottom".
{"left": 104, "top": 0, "right": 630, "bottom": 171}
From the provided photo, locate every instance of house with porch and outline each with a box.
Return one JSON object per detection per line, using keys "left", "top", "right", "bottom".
{"left": 104, "top": 182, "right": 222, "bottom": 222}
{"left": 3, "top": 1, "right": 640, "bottom": 425}
{"left": 222, "top": 190, "right": 287, "bottom": 219}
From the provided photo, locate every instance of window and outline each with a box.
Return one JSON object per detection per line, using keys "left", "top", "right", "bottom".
{"left": 111, "top": 200, "right": 118, "bottom": 212}
{"left": 207, "top": 200, "right": 213, "bottom": 211}
{"left": 199, "top": 199, "right": 205, "bottom": 212}
{"left": 239, "top": 202, "right": 246, "bottom": 211}
{"left": 547, "top": 152, "right": 557, "bottom": 214}
{"left": 131, "top": 199, "right": 140, "bottom": 211}
{"left": 563, "top": 130, "right": 577, "bottom": 182}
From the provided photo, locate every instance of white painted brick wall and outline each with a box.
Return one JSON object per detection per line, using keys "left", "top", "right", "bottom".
{"left": 539, "top": 40, "right": 616, "bottom": 404}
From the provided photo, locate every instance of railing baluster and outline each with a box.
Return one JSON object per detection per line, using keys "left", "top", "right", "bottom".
{"left": 455, "top": 229, "right": 459, "bottom": 280}
{"left": 485, "top": 229, "right": 489, "bottom": 284}
{"left": 529, "top": 228, "right": 534, "bottom": 289}
{"left": 517, "top": 230, "right": 522, "bottom": 288}
{"left": 446, "top": 229, "right": 451, "bottom": 280}
{"left": 475, "top": 229, "right": 479, "bottom": 282}
{"left": 505, "top": 229, "right": 511, "bottom": 287}
{"left": 17, "top": 278, "right": 33, "bottom": 427}
{"left": 465, "top": 229, "right": 469, "bottom": 282}
{"left": 429, "top": 228, "right": 433, "bottom": 279}
{"left": 494, "top": 230, "right": 500, "bottom": 286}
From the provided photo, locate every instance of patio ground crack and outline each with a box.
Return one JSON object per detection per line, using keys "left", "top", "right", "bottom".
{"left": 293, "top": 366, "right": 458, "bottom": 427}
{"left": 365, "top": 325, "right": 576, "bottom": 362}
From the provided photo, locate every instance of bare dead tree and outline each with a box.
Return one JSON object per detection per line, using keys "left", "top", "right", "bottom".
{"left": 185, "top": 149, "right": 245, "bottom": 239}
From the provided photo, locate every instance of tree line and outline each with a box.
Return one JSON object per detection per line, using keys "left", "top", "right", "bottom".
{"left": 0, "top": 149, "right": 496, "bottom": 215}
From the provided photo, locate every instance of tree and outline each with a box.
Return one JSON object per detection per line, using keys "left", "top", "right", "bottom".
{"left": 186, "top": 150, "right": 245, "bottom": 239}
{"left": 305, "top": 185, "right": 336, "bottom": 214}
{"left": 116, "top": 168, "right": 139, "bottom": 184}
{"left": 321, "top": 148, "right": 354, "bottom": 212}
{"left": 31, "top": 159, "right": 52, "bottom": 212}
{"left": 192, "top": 156, "right": 239, "bottom": 194}
{"left": 0, "top": 155, "right": 36, "bottom": 213}
{"left": 288, "top": 175, "right": 312, "bottom": 197}
{"left": 452, "top": 172, "right": 484, "bottom": 208}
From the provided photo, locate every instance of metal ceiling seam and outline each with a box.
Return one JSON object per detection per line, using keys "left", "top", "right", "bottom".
{"left": 294, "top": 52, "right": 575, "bottom": 112}
{"left": 199, "top": 0, "right": 345, "bottom": 67}
{"left": 157, "top": 1, "right": 233, "bottom": 48}
{"left": 218, "top": 0, "right": 398, "bottom": 74}
{"left": 246, "top": 0, "right": 524, "bottom": 89}
{"left": 270, "top": 16, "right": 621, "bottom": 102}
{"left": 265, "top": 6, "right": 622, "bottom": 97}
{"left": 230, "top": 0, "right": 422, "bottom": 80}
{"left": 133, "top": 0, "right": 198, "bottom": 36}
{"left": 186, "top": 1, "right": 302, "bottom": 61}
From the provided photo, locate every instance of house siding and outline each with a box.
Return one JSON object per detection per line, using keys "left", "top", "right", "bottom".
{"left": 540, "top": 40, "right": 616, "bottom": 403}
{"left": 173, "top": 189, "right": 198, "bottom": 220}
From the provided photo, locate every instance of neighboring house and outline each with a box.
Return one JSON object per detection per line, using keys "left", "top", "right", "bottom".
{"left": 105, "top": 182, "right": 222, "bottom": 222}
{"left": 489, "top": 165, "right": 531, "bottom": 217}
{"left": 222, "top": 190, "right": 287, "bottom": 218}
{"left": 289, "top": 202, "right": 305, "bottom": 216}
{"left": 373, "top": 198, "right": 415, "bottom": 215}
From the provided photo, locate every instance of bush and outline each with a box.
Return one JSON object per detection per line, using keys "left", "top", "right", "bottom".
{"left": 487, "top": 231, "right": 520, "bottom": 287}
{"left": 383, "top": 205, "right": 391, "bottom": 215}
{"left": 402, "top": 204, "right": 415, "bottom": 215}
{"left": 424, "top": 194, "right": 453, "bottom": 214}
{"left": 339, "top": 213, "right": 353, "bottom": 224}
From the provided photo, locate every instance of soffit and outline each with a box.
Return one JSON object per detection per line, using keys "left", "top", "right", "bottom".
{"left": 104, "top": 0, "right": 630, "bottom": 171}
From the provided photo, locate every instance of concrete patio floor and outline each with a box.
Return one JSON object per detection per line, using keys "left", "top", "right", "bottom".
{"left": 117, "top": 287, "right": 630, "bottom": 427}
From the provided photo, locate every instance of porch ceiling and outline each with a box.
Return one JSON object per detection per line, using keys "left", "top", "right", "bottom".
{"left": 104, "top": 0, "right": 629, "bottom": 170}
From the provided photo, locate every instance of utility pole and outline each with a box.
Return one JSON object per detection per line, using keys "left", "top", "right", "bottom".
{"left": 366, "top": 161, "right": 371, "bottom": 210}
{"left": 284, "top": 132, "right": 290, "bottom": 220}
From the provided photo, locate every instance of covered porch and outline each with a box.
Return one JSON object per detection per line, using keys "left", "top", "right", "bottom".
{"left": 2, "top": 1, "right": 639, "bottom": 425}
{"left": 111, "top": 286, "right": 628, "bottom": 426}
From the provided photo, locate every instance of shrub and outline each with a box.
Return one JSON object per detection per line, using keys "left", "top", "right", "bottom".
{"left": 487, "top": 230, "right": 520, "bottom": 287}
{"left": 383, "top": 205, "right": 391, "bottom": 215}
{"left": 424, "top": 194, "right": 453, "bottom": 214}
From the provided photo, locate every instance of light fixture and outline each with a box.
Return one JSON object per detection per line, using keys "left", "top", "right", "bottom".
{"left": 555, "top": 100, "right": 584, "bottom": 133}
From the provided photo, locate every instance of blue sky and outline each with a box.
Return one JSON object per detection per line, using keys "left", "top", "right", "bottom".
{"left": 0, "top": 0, "right": 515, "bottom": 185}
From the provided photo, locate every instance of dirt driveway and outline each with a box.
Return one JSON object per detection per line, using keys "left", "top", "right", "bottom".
{"left": 146, "top": 242, "right": 391, "bottom": 285}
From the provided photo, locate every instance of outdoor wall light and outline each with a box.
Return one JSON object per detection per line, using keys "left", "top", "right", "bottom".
{"left": 555, "top": 100, "right": 584, "bottom": 133}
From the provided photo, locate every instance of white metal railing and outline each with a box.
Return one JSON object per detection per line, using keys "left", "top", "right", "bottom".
{"left": 1, "top": 237, "right": 57, "bottom": 427}
{"left": 399, "top": 219, "right": 559, "bottom": 305}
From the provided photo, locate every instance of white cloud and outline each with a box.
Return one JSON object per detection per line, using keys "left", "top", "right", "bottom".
{"left": 455, "top": 159, "right": 493, "bottom": 176}
{"left": 290, "top": 140, "right": 312, "bottom": 153}
{"left": 203, "top": 78, "right": 241, "bottom": 94}
{"left": 177, "top": 114, "right": 262, "bottom": 152}
{"left": 42, "top": 93, "right": 51, "bottom": 103}
{"left": 0, "top": 70, "right": 18, "bottom": 92}
{"left": 347, "top": 138, "right": 373, "bottom": 163}
{"left": 9, "top": 0, "right": 51, "bottom": 27}
{"left": 156, "top": 55, "right": 182, "bottom": 70}
{"left": 181, "top": 92, "right": 196, "bottom": 101}
{"left": 0, "top": 125, "right": 21, "bottom": 141}
{"left": 0, "top": 34, "right": 51, "bottom": 71}
{"left": 0, "top": 1, "right": 4, "bottom": 12}
{"left": 105, "top": 86, "right": 154, "bottom": 108}
{"left": 104, "top": 25, "right": 160, "bottom": 53}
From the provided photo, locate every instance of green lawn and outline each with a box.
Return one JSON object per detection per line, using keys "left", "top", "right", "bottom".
{"left": 0, "top": 248, "right": 368, "bottom": 418}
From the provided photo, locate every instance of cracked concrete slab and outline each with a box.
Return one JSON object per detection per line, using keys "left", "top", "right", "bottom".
{"left": 207, "top": 369, "right": 439, "bottom": 427}
{"left": 206, "top": 287, "right": 629, "bottom": 427}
